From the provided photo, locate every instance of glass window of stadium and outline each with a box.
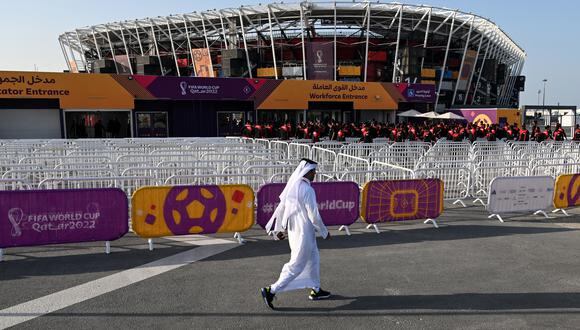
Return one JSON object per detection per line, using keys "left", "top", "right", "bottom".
{"left": 217, "top": 112, "right": 244, "bottom": 136}
{"left": 64, "top": 110, "right": 132, "bottom": 139}
{"left": 135, "top": 112, "right": 168, "bottom": 138}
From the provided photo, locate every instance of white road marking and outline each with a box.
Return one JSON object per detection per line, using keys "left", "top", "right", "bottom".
{"left": 0, "top": 235, "right": 238, "bottom": 329}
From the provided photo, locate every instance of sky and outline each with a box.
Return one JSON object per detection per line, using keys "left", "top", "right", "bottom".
{"left": 0, "top": 0, "right": 577, "bottom": 107}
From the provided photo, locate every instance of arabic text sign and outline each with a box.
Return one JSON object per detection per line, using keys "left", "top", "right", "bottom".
{"left": 361, "top": 179, "right": 444, "bottom": 223}
{"left": 256, "top": 182, "right": 360, "bottom": 228}
{"left": 0, "top": 71, "right": 134, "bottom": 109}
{"left": 132, "top": 185, "right": 255, "bottom": 238}
{"left": 553, "top": 174, "right": 580, "bottom": 209}
{"left": 487, "top": 176, "right": 554, "bottom": 214}
{"left": 0, "top": 189, "right": 128, "bottom": 248}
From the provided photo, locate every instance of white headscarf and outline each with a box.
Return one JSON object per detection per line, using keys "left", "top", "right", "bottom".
{"left": 265, "top": 159, "right": 317, "bottom": 234}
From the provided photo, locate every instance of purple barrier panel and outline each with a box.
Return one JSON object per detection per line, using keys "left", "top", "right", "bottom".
{"left": 0, "top": 189, "right": 128, "bottom": 248}
{"left": 257, "top": 181, "right": 360, "bottom": 228}
{"left": 361, "top": 179, "right": 444, "bottom": 223}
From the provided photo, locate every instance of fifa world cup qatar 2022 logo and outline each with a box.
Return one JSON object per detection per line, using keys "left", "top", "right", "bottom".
{"left": 316, "top": 50, "right": 324, "bottom": 64}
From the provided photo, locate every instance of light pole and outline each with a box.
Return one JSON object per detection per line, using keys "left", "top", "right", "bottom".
{"left": 542, "top": 79, "right": 547, "bottom": 108}
{"left": 537, "top": 89, "right": 541, "bottom": 105}
{"left": 542, "top": 79, "right": 548, "bottom": 124}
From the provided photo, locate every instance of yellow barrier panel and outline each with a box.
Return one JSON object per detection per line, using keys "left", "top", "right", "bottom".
{"left": 554, "top": 174, "right": 580, "bottom": 209}
{"left": 132, "top": 185, "right": 255, "bottom": 238}
{"left": 421, "top": 68, "right": 436, "bottom": 78}
{"left": 257, "top": 67, "right": 281, "bottom": 77}
{"left": 338, "top": 66, "right": 361, "bottom": 77}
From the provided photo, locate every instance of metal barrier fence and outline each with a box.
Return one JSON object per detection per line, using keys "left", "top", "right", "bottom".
{"left": 2, "top": 138, "right": 580, "bottom": 210}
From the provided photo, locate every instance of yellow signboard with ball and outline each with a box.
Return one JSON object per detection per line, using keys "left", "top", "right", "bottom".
{"left": 132, "top": 185, "right": 255, "bottom": 238}
{"left": 553, "top": 174, "right": 580, "bottom": 209}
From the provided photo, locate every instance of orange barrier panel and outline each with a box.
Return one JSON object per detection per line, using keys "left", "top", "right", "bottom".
{"left": 132, "top": 185, "right": 254, "bottom": 238}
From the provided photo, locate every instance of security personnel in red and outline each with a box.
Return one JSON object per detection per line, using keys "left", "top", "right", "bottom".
{"left": 574, "top": 125, "right": 580, "bottom": 141}
{"left": 518, "top": 125, "right": 530, "bottom": 141}
{"left": 279, "top": 123, "right": 289, "bottom": 140}
{"left": 512, "top": 123, "right": 520, "bottom": 140}
{"left": 553, "top": 124, "right": 567, "bottom": 141}
{"left": 242, "top": 121, "right": 253, "bottom": 138}
{"left": 543, "top": 126, "right": 552, "bottom": 141}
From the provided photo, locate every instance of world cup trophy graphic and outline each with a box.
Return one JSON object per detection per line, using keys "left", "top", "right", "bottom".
{"left": 316, "top": 50, "right": 324, "bottom": 64}
{"left": 8, "top": 208, "right": 24, "bottom": 237}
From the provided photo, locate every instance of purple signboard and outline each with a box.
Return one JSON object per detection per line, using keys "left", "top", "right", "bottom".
{"left": 0, "top": 189, "right": 128, "bottom": 248}
{"left": 306, "top": 42, "right": 334, "bottom": 80}
{"left": 361, "top": 179, "right": 444, "bottom": 223}
{"left": 401, "top": 84, "right": 436, "bottom": 103}
{"left": 451, "top": 109, "right": 498, "bottom": 125}
{"left": 257, "top": 182, "right": 360, "bottom": 228}
{"left": 137, "top": 76, "right": 259, "bottom": 101}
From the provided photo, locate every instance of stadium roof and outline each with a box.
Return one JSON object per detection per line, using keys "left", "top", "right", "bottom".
{"left": 60, "top": 1, "right": 526, "bottom": 60}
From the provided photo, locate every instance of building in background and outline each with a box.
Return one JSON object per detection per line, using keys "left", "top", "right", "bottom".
{"left": 59, "top": 1, "right": 526, "bottom": 111}
{"left": 0, "top": 2, "right": 527, "bottom": 139}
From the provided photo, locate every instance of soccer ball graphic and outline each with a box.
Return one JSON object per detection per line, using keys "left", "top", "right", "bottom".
{"left": 163, "top": 186, "right": 227, "bottom": 235}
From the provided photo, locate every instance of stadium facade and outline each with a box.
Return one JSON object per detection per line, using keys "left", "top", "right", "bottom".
{"left": 0, "top": 1, "right": 527, "bottom": 139}
{"left": 59, "top": 1, "right": 526, "bottom": 109}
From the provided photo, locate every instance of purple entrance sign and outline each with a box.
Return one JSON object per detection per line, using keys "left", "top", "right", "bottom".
{"left": 402, "top": 84, "right": 436, "bottom": 103}
{"left": 0, "top": 189, "right": 128, "bottom": 248}
{"left": 138, "top": 76, "right": 258, "bottom": 100}
{"left": 257, "top": 182, "right": 360, "bottom": 228}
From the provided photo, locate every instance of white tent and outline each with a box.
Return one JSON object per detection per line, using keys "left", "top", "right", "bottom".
{"left": 416, "top": 111, "right": 440, "bottom": 119}
{"left": 437, "top": 112, "right": 465, "bottom": 120}
{"left": 397, "top": 109, "right": 422, "bottom": 117}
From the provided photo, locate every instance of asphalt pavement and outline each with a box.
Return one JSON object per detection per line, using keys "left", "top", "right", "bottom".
{"left": 1, "top": 202, "right": 579, "bottom": 329}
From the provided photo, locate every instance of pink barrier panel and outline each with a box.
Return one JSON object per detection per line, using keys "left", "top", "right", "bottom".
{"left": 257, "top": 181, "right": 360, "bottom": 228}
{"left": 361, "top": 179, "right": 444, "bottom": 223}
{"left": 0, "top": 189, "right": 128, "bottom": 248}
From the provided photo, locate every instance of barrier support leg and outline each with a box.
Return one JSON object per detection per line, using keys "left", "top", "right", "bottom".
{"left": 366, "top": 224, "right": 380, "bottom": 234}
{"left": 533, "top": 210, "right": 553, "bottom": 219}
{"left": 472, "top": 198, "right": 486, "bottom": 206}
{"left": 0, "top": 248, "right": 3, "bottom": 262}
{"left": 148, "top": 238, "right": 154, "bottom": 251}
{"left": 552, "top": 209, "right": 571, "bottom": 217}
{"left": 338, "top": 225, "right": 351, "bottom": 236}
{"left": 233, "top": 232, "right": 246, "bottom": 244}
{"left": 488, "top": 214, "right": 504, "bottom": 223}
{"left": 424, "top": 218, "right": 439, "bottom": 229}
{"left": 453, "top": 199, "right": 467, "bottom": 208}
{"left": 105, "top": 241, "right": 111, "bottom": 254}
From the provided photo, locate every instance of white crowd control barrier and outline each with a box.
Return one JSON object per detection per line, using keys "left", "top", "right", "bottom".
{"left": 270, "top": 140, "right": 290, "bottom": 158}
{"left": 311, "top": 146, "right": 337, "bottom": 172}
{"left": 486, "top": 176, "right": 555, "bottom": 222}
{"left": 0, "top": 178, "right": 31, "bottom": 190}
{"left": 335, "top": 154, "right": 370, "bottom": 173}
{"left": 370, "top": 162, "right": 415, "bottom": 180}
{"left": 415, "top": 165, "right": 471, "bottom": 206}
{"left": 472, "top": 163, "right": 530, "bottom": 205}
{"left": 165, "top": 174, "right": 266, "bottom": 192}
{"left": 1, "top": 137, "right": 579, "bottom": 218}
{"left": 288, "top": 143, "right": 312, "bottom": 159}
{"left": 339, "top": 143, "right": 385, "bottom": 158}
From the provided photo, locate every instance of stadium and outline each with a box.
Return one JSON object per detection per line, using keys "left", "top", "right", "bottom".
{"left": 0, "top": 1, "right": 529, "bottom": 139}
{"left": 60, "top": 1, "right": 525, "bottom": 106}
{"left": 2, "top": 3, "right": 580, "bottom": 327}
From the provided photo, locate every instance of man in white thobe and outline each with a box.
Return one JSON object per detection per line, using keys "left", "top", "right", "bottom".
{"left": 261, "top": 158, "right": 331, "bottom": 310}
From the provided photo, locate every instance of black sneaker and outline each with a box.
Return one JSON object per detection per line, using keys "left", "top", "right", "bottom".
{"left": 260, "top": 287, "right": 276, "bottom": 309}
{"left": 309, "top": 288, "right": 331, "bottom": 300}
